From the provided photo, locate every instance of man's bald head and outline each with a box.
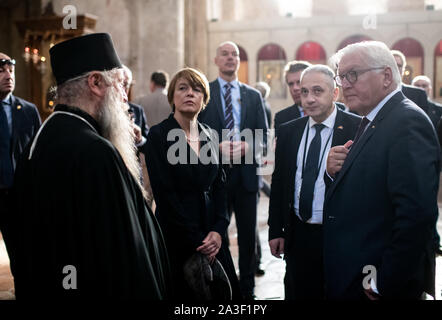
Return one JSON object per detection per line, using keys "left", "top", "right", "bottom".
{"left": 214, "top": 41, "right": 240, "bottom": 81}
{"left": 412, "top": 75, "right": 432, "bottom": 97}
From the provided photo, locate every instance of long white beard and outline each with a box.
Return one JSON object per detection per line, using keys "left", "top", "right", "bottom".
{"left": 97, "top": 87, "right": 144, "bottom": 197}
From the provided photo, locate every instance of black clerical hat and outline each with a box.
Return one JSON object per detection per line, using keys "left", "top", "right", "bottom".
{"left": 49, "top": 33, "right": 122, "bottom": 85}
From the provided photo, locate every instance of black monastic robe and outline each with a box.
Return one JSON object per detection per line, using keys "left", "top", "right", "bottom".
{"left": 2, "top": 104, "right": 170, "bottom": 299}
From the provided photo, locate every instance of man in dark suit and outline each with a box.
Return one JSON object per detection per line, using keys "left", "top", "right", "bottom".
{"left": 391, "top": 50, "right": 429, "bottom": 114}
{"left": 122, "top": 66, "right": 149, "bottom": 147}
{"left": 268, "top": 65, "right": 360, "bottom": 299}
{"left": 273, "top": 61, "right": 311, "bottom": 133}
{"left": 0, "top": 52, "right": 41, "bottom": 232}
{"left": 274, "top": 61, "right": 348, "bottom": 134}
{"left": 128, "top": 102, "right": 149, "bottom": 146}
{"left": 198, "top": 41, "right": 268, "bottom": 300}
{"left": 413, "top": 75, "right": 442, "bottom": 147}
{"left": 122, "top": 65, "right": 149, "bottom": 145}
{"left": 412, "top": 75, "right": 442, "bottom": 256}
{"left": 412, "top": 75, "right": 442, "bottom": 129}
{"left": 325, "top": 41, "right": 439, "bottom": 300}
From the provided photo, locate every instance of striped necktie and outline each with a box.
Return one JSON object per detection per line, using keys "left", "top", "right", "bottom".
{"left": 223, "top": 83, "right": 234, "bottom": 140}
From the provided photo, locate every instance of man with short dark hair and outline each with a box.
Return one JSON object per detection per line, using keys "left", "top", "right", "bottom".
{"left": 135, "top": 70, "right": 170, "bottom": 128}
{"left": 273, "top": 60, "right": 311, "bottom": 133}
{"left": 2, "top": 33, "right": 170, "bottom": 299}
{"left": 151, "top": 71, "right": 168, "bottom": 88}
{"left": 0, "top": 52, "right": 40, "bottom": 234}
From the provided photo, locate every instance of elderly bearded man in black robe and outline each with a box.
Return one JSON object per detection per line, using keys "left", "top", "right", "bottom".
{"left": 1, "top": 33, "right": 170, "bottom": 299}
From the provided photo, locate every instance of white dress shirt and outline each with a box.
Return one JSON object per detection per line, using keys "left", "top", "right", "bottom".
{"left": 298, "top": 105, "right": 304, "bottom": 117}
{"left": 293, "top": 105, "right": 337, "bottom": 224}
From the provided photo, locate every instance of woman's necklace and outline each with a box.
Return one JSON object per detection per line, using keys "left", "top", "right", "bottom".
{"left": 185, "top": 133, "right": 199, "bottom": 142}
{"left": 186, "top": 136, "right": 199, "bottom": 142}
{"left": 185, "top": 126, "right": 199, "bottom": 142}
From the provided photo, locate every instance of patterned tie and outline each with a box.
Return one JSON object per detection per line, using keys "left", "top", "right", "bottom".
{"left": 352, "top": 116, "right": 370, "bottom": 147}
{"left": 223, "top": 83, "right": 234, "bottom": 140}
{"left": 299, "top": 123, "right": 325, "bottom": 222}
{"left": 0, "top": 101, "right": 13, "bottom": 188}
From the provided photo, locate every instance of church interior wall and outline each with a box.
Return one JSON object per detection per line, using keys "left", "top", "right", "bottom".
{"left": 208, "top": 9, "right": 442, "bottom": 111}
{"left": 1, "top": 1, "right": 442, "bottom": 115}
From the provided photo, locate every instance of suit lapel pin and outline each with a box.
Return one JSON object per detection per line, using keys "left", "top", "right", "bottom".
{"left": 17, "top": 105, "right": 22, "bottom": 110}
{"left": 337, "top": 125, "right": 343, "bottom": 130}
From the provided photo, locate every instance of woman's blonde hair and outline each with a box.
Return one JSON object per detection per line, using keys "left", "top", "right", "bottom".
{"left": 167, "top": 67, "right": 210, "bottom": 112}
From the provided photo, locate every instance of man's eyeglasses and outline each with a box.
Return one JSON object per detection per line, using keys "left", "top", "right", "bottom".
{"left": 0, "top": 59, "right": 16, "bottom": 67}
{"left": 334, "top": 67, "right": 384, "bottom": 86}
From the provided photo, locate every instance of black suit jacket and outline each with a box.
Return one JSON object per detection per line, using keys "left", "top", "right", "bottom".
{"left": 198, "top": 79, "right": 268, "bottom": 192}
{"left": 435, "top": 102, "right": 442, "bottom": 149}
{"left": 335, "top": 102, "right": 346, "bottom": 111}
{"left": 268, "top": 108, "right": 361, "bottom": 252}
{"left": 402, "top": 84, "right": 429, "bottom": 113}
{"left": 145, "top": 114, "right": 229, "bottom": 250}
{"left": 323, "top": 91, "right": 439, "bottom": 299}
{"left": 426, "top": 100, "right": 442, "bottom": 130}
{"left": 128, "top": 102, "right": 149, "bottom": 154}
{"left": 273, "top": 104, "right": 302, "bottom": 134}
{"left": 9, "top": 95, "right": 41, "bottom": 172}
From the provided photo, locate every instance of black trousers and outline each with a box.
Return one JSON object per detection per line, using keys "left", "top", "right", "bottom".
{"left": 0, "top": 189, "right": 11, "bottom": 234}
{"left": 284, "top": 215, "right": 324, "bottom": 300}
{"left": 226, "top": 168, "right": 258, "bottom": 297}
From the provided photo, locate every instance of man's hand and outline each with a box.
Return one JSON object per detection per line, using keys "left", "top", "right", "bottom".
{"left": 269, "top": 238, "right": 285, "bottom": 259}
{"left": 219, "top": 141, "right": 249, "bottom": 162}
{"left": 197, "top": 231, "right": 222, "bottom": 260}
{"left": 219, "top": 141, "right": 231, "bottom": 157}
{"left": 231, "top": 141, "right": 249, "bottom": 159}
{"left": 326, "top": 140, "right": 353, "bottom": 178}
{"left": 364, "top": 287, "right": 380, "bottom": 300}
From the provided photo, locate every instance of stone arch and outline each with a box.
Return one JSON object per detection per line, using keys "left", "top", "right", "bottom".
{"left": 392, "top": 37, "right": 424, "bottom": 84}
{"left": 296, "top": 41, "right": 327, "bottom": 64}
{"left": 238, "top": 44, "right": 249, "bottom": 84}
{"left": 257, "top": 43, "right": 287, "bottom": 99}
